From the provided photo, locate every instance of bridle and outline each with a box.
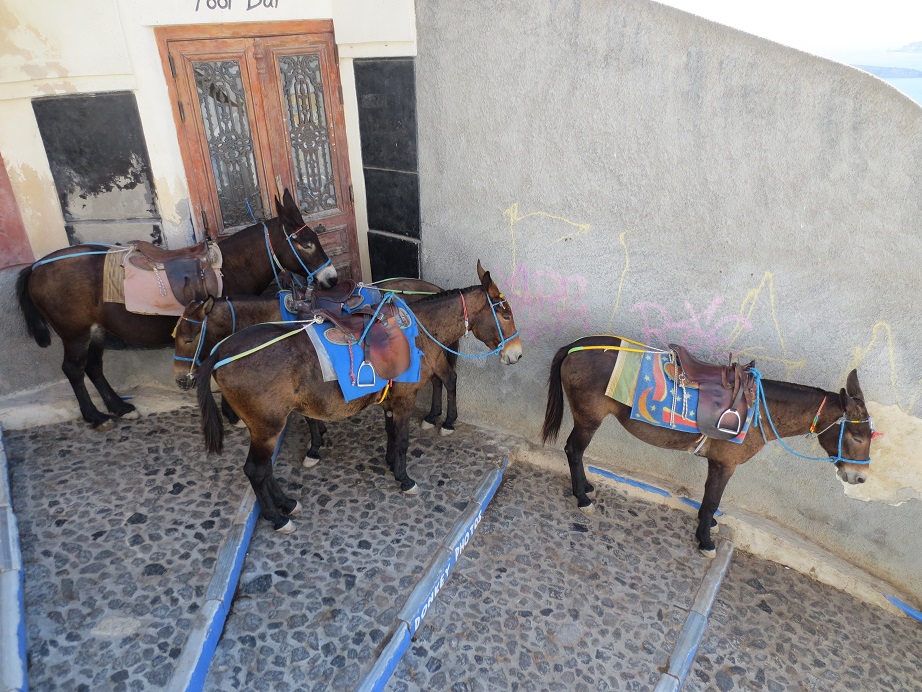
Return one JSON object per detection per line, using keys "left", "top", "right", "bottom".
{"left": 416, "top": 287, "right": 519, "bottom": 359}
{"left": 751, "top": 371, "right": 873, "bottom": 465}
{"left": 172, "top": 299, "right": 237, "bottom": 375}
{"left": 263, "top": 222, "right": 332, "bottom": 289}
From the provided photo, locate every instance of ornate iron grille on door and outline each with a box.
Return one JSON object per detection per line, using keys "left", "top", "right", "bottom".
{"left": 157, "top": 21, "right": 360, "bottom": 279}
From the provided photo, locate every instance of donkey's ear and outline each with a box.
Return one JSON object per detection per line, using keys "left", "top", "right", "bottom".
{"left": 283, "top": 188, "right": 298, "bottom": 212}
{"left": 274, "top": 194, "right": 285, "bottom": 219}
{"left": 477, "top": 260, "right": 491, "bottom": 288}
{"left": 203, "top": 296, "right": 216, "bottom": 314}
{"left": 846, "top": 369, "right": 864, "bottom": 401}
{"left": 839, "top": 389, "right": 849, "bottom": 411}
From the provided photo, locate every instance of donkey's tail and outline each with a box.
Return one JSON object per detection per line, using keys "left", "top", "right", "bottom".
{"left": 197, "top": 352, "right": 225, "bottom": 454}
{"left": 16, "top": 265, "right": 52, "bottom": 347}
{"left": 541, "top": 345, "right": 571, "bottom": 445}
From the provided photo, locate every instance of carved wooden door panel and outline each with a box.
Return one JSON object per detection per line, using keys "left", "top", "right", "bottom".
{"left": 158, "top": 23, "right": 360, "bottom": 279}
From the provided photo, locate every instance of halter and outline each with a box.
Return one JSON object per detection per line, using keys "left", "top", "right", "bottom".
{"left": 750, "top": 369, "right": 873, "bottom": 466}
{"left": 416, "top": 289, "right": 519, "bottom": 359}
{"left": 263, "top": 223, "right": 331, "bottom": 289}
{"left": 172, "top": 299, "right": 237, "bottom": 373}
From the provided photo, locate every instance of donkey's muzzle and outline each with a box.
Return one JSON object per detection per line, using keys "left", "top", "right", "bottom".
{"left": 177, "top": 374, "right": 197, "bottom": 391}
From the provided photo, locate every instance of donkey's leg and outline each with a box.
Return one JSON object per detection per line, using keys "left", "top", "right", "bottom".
{"left": 61, "top": 334, "right": 112, "bottom": 430}
{"left": 439, "top": 367, "right": 459, "bottom": 435}
{"left": 563, "top": 420, "right": 601, "bottom": 512}
{"left": 383, "top": 409, "right": 397, "bottom": 471}
{"left": 696, "top": 458, "right": 736, "bottom": 557}
{"left": 388, "top": 398, "right": 419, "bottom": 494}
{"left": 84, "top": 331, "right": 137, "bottom": 420}
{"left": 421, "top": 377, "right": 443, "bottom": 430}
{"left": 221, "top": 397, "right": 246, "bottom": 428}
{"left": 243, "top": 427, "right": 297, "bottom": 533}
{"left": 302, "top": 418, "right": 326, "bottom": 467}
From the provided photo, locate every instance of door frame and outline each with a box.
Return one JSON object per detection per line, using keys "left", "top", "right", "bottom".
{"left": 155, "top": 21, "right": 360, "bottom": 278}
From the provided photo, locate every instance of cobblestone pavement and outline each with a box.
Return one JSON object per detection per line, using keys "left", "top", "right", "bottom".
{"left": 390, "top": 463, "right": 711, "bottom": 691}
{"left": 6, "top": 407, "right": 248, "bottom": 691}
{"left": 687, "top": 549, "right": 922, "bottom": 692}
{"left": 5, "top": 404, "right": 921, "bottom": 691}
{"left": 203, "top": 408, "right": 520, "bottom": 691}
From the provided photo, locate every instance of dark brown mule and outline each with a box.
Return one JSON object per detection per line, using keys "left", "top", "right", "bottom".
{"left": 542, "top": 335, "right": 874, "bottom": 556}
{"left": 17, "top": 191, "right": 336, "bottom": 430}
{"left": 173, "top": 278, "right": 461, "bottom": 451}
{"left": 196, "top": 262, "right": 523, "bottom": 532}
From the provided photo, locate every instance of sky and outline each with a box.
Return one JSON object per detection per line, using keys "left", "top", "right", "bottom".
{"left": 654, "top": 0, "right": 922, "bottom": 58}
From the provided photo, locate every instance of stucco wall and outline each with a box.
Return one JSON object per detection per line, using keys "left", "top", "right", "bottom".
{"left": 0, "top": 0, "right": 417, "bottom": 260}
{"left": 414, "top": 0, "right": 922, "bottom": 601}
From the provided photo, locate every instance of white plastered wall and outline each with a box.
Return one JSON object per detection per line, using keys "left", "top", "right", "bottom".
{"left": 1, "top": 0, "right": 417, "bottom": 278}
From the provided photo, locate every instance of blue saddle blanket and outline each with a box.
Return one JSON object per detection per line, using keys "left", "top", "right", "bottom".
{"left": 629, "top": 351, "right": 753, "bottom": 443}
{"left": 306, "top": 289, "right": 422, "bottom": 402}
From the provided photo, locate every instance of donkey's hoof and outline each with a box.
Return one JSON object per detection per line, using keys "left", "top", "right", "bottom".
{"left": 285, "top": 500, "right": 302, "bottom": 517}
{"left": 234, "top": 419, "right": 247, "bottom": 429}
{"left": 119, "top": 409, "right": 139, "bottom": 420}
{"left": 711, "top": 521, "right": 720, "bottom": 535}
{"left": 275, "top": 518, "right": 295, "bottom": 534}
{"left": 402, "top": 482, "right": 421, "bottom": 495}
{"left": 439, "top": 425, "right": 455, "bottom": 437}
{"left": 699, "top": 546, "right": 717, "bottom": 559}
{"left": 302, "top": 455, "right": 320, "bottom": 469}
{"left": 420, "top": 419, "right": 435, "bottom": 431}
{"left": 578, "top": 501, "right": 596, "bottom": 515}
{"left": 93, "top": 418, "right": 116, "bottom": 432}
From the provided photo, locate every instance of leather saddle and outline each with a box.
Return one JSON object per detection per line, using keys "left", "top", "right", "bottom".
{"left": 298, "top": 281, "right": 410, "bottom": 383}
{"left": 668, "top": 344, "right": 756, "bottom": 441}
{"left": 127, "top": 240, "right": 221, "bottom": 304}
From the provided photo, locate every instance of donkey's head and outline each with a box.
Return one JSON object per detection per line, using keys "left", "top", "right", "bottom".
{"left": 470, "top": 260, "right": 523, "bottom": 366}
{"left": 274, "top": 189, "right": 338, "bottom": 289}
{"left": 817, "top": 369, "right": 873, "bottom": 485}
{"left": 172, "top": 297, "right": 214, "bottom": 390}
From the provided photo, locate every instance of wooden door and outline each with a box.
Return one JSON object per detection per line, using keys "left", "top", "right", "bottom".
{"left": 157, "top": 22, "right": 360, "bottom": 279}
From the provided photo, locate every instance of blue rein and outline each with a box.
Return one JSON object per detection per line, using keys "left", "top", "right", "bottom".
{"left": 749, "top": 369, "right": 872, "bottom": 466}
{"left": 416, "top": 292, "right": 519, "bottom": 360}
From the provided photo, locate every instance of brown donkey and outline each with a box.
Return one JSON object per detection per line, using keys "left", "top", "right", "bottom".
{"left": 197, "top": 262, "right": 522, "bottom": 532}
{"left": 542, "top": 335, "right": 874, "bottom": 556}
{"left": 17, "top": 190, "right": 336, "bottom": 430}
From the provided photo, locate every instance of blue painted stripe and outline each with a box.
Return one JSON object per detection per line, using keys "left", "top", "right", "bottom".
{"left": 356, "top": 624, "right": 412, "bottom": 692}
{"left": 359, "top": 459, "right": 509, "bottom": 691}
{"left": 170, "top": 423, "right": 288, "bottom": 691}
{"left": 185, "top": 508, "right": 258, "bottom": 692}
{"left": 678, "top": 496, "right": 723, "bottom": 516}
{"left": 588, "top": 465, "right": 671, "bottom": 497}
{"left": 885, "top": 594, "right": 922, "bottom": 624}
{"left": 0, "top": 428, "right": 28, "bottom": 692}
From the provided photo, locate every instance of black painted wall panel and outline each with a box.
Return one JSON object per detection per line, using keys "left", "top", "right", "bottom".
{"left": 355, "top": 58, "right": 421, "bottom": 279}
{"left": 364, "top": 169, "right": 420, "bottom": 239}
{"left": 355, "top": 59, "right": 418, "bottom": 171}
{"left": 33, "top": 91, "right": 161, "bottom": 246}
{"left": 368, "top": 231, "right": 420, "bottom": 281}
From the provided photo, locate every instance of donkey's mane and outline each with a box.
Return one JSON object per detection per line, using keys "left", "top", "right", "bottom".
{"left": 411, "top": 286, "right": 470, "bottom": 305}
{"left": 762, "top": 378, "right": 829, "bottom": 403}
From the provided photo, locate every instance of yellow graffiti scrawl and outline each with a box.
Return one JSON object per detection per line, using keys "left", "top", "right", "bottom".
{"left": 727, "top": 272, "right": 807, "bottom": 378}
{"left": 844, "top": 321, "right": 922, "bottom": 416}
{"left": 503, "top": 203, "right": 591, "bottom": 274}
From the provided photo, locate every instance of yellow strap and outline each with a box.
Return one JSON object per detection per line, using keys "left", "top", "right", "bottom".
{"left": 567, "top": 335, "right": 653, "bottom": 356}
{"left": 376, "top": 380, "right": 391, "bottom": 404}
{"left": 213, "top": 327, "right": 304, "bottom": 370}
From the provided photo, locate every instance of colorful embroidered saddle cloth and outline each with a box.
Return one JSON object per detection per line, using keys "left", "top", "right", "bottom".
{"left": 607, "top": 349, "right": 755, "bottom": 444}
{"left": 298, "top": 285, "right": 422, "bottom": 402}
{"left": 103, "top": 241, "right": 223, "bottom": 316}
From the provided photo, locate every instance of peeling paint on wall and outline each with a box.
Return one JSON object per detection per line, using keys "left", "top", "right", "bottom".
{"left": 845, "top": 403, "right": 922, "bottom": 506}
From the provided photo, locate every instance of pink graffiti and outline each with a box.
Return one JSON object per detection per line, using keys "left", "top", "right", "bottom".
{"left": 629, "top": 296, "right": 752, "bottom": 361}
{"left": 493, "top": 263, "right": 592, "bottom": 344}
